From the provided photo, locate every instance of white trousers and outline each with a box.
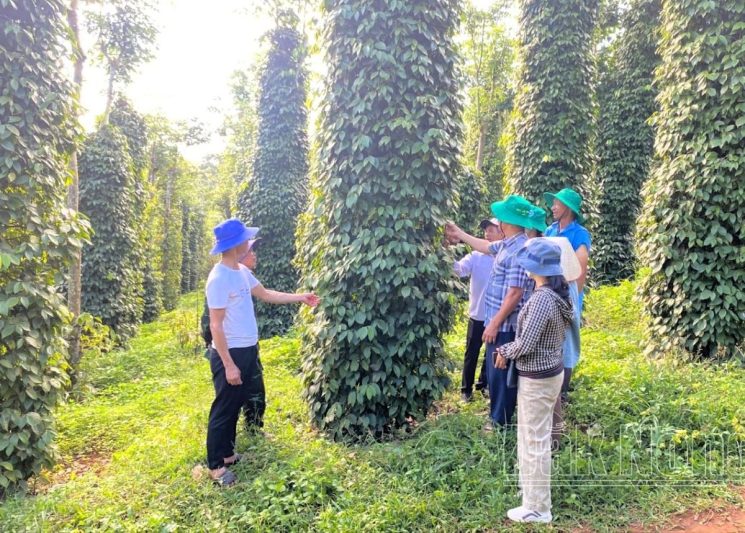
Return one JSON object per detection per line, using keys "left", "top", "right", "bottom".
{"left": 517, "top": 372, "right": 563, "bottom": 513}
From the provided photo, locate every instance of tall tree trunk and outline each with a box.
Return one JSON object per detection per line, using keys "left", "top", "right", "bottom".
{"left": 67, "top": 0, "right": 84, "bottom": 370}
{"left": 475, "top": 124, "right": 486, "bottom": 171}
{"left": 103, "top": 70, "right": 115, "bottom": 124}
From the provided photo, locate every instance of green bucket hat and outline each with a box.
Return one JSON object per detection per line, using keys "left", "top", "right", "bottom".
{"left": 526, "top": 204, "right": 548, "bottom": 233}
{"left": 544, "top": 187, "right": 584, "bottom": 224}
{"left": 490, "top": 195, "right": 544, "bottom": 230}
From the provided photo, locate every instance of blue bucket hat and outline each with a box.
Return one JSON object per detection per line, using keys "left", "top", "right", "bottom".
{"left": 515, "top": 238, "right": 563, "bottom": 277}
{"left": 210, "top": 218, "right": 259, "bottom": 255}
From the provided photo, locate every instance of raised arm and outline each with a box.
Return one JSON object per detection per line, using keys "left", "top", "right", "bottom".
{"left": 251, "top": 284, "right": 320, "bottom": 307}
{"left": 445, "top": 222, "right": 492, "bottom": 255}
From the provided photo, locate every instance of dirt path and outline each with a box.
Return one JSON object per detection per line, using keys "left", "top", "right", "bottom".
{"left": 633, "top": 487, "right": 745, "bottom": 532}
{"left": 32, "top": 452, "right": 111, "bottom": 495}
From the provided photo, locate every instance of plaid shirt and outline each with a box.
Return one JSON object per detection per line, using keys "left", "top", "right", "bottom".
{"left": 500, "top": 287, "right": 574, "bottom": 375}
{"left": 483, "top": 233, "right": 533, "bottom": 332}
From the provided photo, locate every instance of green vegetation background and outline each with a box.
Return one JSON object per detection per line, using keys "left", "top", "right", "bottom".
{"left": 1, "top": 282, "right": 743, "bottom": 531}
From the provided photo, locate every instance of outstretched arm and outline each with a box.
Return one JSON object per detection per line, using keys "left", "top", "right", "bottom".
{"left": 251, "top": 284, "right": 320, "bottom": 307}
{"left": 445, "top": 222, "right": 492, "bottom": 254}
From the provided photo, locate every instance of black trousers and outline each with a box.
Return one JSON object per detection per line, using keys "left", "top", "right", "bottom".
{"left": 207, "top": 347, "right": 265, "bottom": 429}
{"left": 461, "top": 318, "right": 488, "bottom": 394}
{"left": 206, "top": 346, "right": 265, "bottom": 469}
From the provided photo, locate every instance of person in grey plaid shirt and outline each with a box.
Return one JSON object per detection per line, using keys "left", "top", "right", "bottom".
{"left": 493, "top": 238, "right": 575, "bottom": 524}
{"left": 446, "top": 195, "right": 540, "bottom": 428}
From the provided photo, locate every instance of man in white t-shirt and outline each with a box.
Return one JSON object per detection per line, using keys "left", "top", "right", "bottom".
{"left": 453, "top": 218, "right": 502, "bottom": 402}
{"left": 205, "top": 218, "right": 319, "bottom": 486}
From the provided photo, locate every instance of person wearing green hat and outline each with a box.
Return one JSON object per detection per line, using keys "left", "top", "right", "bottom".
{"left": 543, "top": 188, "right": 591, "bottom": 310}
{"left": 446, "top": 195, "right": 537, "bottom": 429}
{"left": 544, "top": 187, "right": 591, "bottom": 405}
{"left": 525, "top": 204, "right": 548, "bottom": 238}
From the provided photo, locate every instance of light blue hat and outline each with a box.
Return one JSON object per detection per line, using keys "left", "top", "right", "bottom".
{"left": 515, "top": 238, "right": 563, "bottom": 277}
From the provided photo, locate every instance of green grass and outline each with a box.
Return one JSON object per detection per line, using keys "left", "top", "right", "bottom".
{"left": 1, "top": 282, "right": 743, "bottom": 531}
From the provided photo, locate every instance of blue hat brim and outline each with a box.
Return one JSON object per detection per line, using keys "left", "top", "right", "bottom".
{"left": 515, "top": 246, "right": 564, "bottom": 277}
{"left": 210, "top": 227, "right": 259, "bottom": 255}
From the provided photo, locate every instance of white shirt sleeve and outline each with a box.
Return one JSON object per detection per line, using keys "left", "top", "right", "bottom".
{"left": 242, "top": 266, "right": 261, "bottom": 289}
{"left": 453, "top": 253, "right": 474, "bottom": 278}
{"left": 206, "top": 276, "right": 228, "bottom": 309}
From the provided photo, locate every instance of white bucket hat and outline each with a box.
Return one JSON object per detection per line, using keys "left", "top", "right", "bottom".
{"left": 544, "top": 237, "right": 581, "bottom": 281}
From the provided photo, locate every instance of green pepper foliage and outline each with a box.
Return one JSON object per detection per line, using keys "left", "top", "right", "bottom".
{"left": 508, "top": 0, "right": 598, "bottom": 211}
{"left": 299, "top": 0, "right": 462, "bottom": 439}
{"left": 108, "top": 97, "right": 156, "bottom": 320}
{"left": 79, "top": 125, "right": 141, "bottom": 342}
{"left": 593, "top": 0, "right": 661, "bottom": 284}
{"left": 138, "top": 177, "right": 164, "bottom": 323}
{"left": 146, "top": 116, "right": 184, "bottom": 312}
{"left": 110, "top": 100, "right": 169, "bottom": 321}
{"left": 180, "top": 203, "right": 204, "bottom": 293}
{"left": 237, "top": 23, "right": 309, "bottom": 337}
{"left": 0, "top": 0, "right": 90, "bottom": 492}
{"left": 637, "top": 0, "right": 745, "bottom": 358}
{"left": 453, "top": 167, "right": 489, "bottom": 235}
{"left": 160, "top": 191, "right": 183, "bottom": 311}
{"left": 109, "top": 97, "right": 148, "bottom": 177}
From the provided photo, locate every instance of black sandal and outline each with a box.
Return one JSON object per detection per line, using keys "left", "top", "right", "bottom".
{"left": 212, "top": 468, "right": 237, "bottom": 487}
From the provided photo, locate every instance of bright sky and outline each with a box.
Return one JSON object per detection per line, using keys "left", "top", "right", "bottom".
{"left": 80, "top": 0, "right": 274, "bottom": 161}
{"left": 80, "top": 0, "right": 503, "bottom": 163}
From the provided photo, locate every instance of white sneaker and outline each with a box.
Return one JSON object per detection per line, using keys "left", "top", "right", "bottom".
{"left": 507, "top": 506, "right": 552, "bottom": 523}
